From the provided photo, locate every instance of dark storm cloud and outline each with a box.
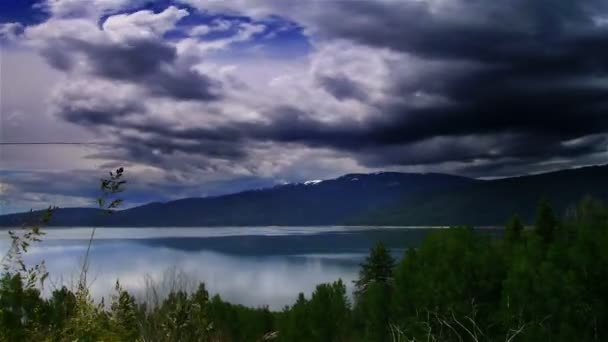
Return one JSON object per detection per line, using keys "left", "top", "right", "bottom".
{"left": 76, "top": 39, "right": 176, "bottom": 80}
{"left": 42, "top": 0, "right": 608, "bottom": 177}
{"left": 58, "top": 99, "right": 144, "bottom": 126}
{"left": 40, "top": 44, "right": 74, "bottom": 70}
{"left": 285, "top": 0, "right": 608, "bottom": 170}
{"left": 146, "top": 67, "right": 221, "bottom": 101}
{"left": 359, "top": 134, "right": 608, "bottom": 169}
{"left": 42, "top": 37, "right": 222, "bottom": 101}
{"left": 316, "top": 74, "right": 367, "bottom": 101}
{"left": 1, "top": 169, "right": 278, "bottom": 213}
{"left": 56, "top": 95, "right": 607, "bottom": 173}
{"left": 311, "top": 0, "right": 608, "bottom": 62}
{"left": 121, "top": 133, "right": 248, "bottom": 160}
{"left": 307, "top": 0, "right": 608, "bottom": 126}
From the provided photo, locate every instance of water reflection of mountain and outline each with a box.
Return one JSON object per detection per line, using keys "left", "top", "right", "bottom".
{"left": 132, "top": 228, "right": 502, "bottom": 256}
{"left": 27, "top": 228, "right": 502, "bottom": 309}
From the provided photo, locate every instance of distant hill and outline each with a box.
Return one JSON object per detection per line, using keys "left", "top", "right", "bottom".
{"left": 360, "top": 165, "right": 608, "bottom": 225}
{"left": 0, "top": 165, "right": 606, "bottom": 227}
{"left": 0, "top": 173, "right": 474, "bottom": 227}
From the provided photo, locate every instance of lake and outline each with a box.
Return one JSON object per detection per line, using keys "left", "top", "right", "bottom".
{"left": 0, "top": 226, "right": 498, "bottom": 310}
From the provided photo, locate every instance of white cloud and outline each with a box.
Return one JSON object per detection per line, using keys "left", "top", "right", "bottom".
{"left": 103, "top": 6, "right": 189, "bottom": 42}
{"left": 25, "top": 18, "right": 103, "bottom": 44}
{"left": 0, "top": 22, "right": 24, "bottom": 42}
{"left": 39, "top": 0, "right": 146, "bottom": 19}
{"left": 177, "top": 21, "right": 266, "bottom": 56}
{"left": 190, "top": 25, "right": 212, "bottom": 36}
{"left": 189, "top": 18, "right": 233, "bottom": 37}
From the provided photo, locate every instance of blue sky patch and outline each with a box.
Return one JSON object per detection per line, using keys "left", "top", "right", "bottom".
{"left": 0, "top": 0, "right": 48, "bottom": 25}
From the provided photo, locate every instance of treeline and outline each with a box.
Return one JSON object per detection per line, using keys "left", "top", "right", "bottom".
{"left": 1, "top": 197, "right": 608, "bottom": 341}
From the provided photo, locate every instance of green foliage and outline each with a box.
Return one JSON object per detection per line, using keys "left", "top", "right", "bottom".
{"left": 80, "top": 167, "right": 128, "bottom": 291}
{"left": 207, "top": 294, "right": 274, "bottom": 341}
{"left": 277, "top": 293, "right": 310, "bottom": 342}
{"left": 505, "top": 214, "right": 524, "bottom": 242}
{"left": 0, "top": 273, "right": 48, "bottom": 341}
{"left": 352, "top": 242, "right": 396, "bottom": 341}
{"left": 354, "top": 242, "right": 395, "bottom": 296}
{"left": 535, "top": 198, "right": 558, "bottom": 242}
{"left": 98, "top": 167, "right": 126, "bottom": 215}
{"left": 61, "top": 286, "right": 110, "bottom": 341}
{"left": 109, "top": 281, "right": 139, "bottom": 341}
{"left": 308, "top": 280, "right": 351, "bottom": 341}
{"left": 391, "top": 227, "right": 505, "bottom": 340}
{"left": 1, "top": 207, "right": 54, "bottom": 290}
{"left": 277, "top": 280, "right": 351, "bottom": 342}
{"left": 387, "top": 199, "right": 608, "bottom": 342}
{"left": 141, "top": 286, "right": 212, "bottom": 341}
{"left": 47, "top": 286, "right": 77, "bottom": 337}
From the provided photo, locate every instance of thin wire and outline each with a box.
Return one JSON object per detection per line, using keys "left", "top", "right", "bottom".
{"left": 0, "top": 142, "right": 106, "bottom": 145}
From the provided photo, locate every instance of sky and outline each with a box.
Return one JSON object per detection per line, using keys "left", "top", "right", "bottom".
{"left": 1, "top": 0, "right": 607, "bottom": 213}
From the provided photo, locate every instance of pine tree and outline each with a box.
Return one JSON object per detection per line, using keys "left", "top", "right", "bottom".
{"left": 109, "top": 281, "right": 139, "bottom": 341}
{"left": 535, "top": 199, "right": 558, "bottom": 242}
{"left": 308, "top": 280, "right": 351, "bottom": 341}
{"left": 505, "top": 214, "right": 524, "bottom": 242}
{"left": 354, "top": 242, "right": 396, "bottom": 296}
{"left": 354, "top": 242, "right": 396, "bottom": 342}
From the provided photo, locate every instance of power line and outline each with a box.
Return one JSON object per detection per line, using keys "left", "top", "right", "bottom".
{"left": 0, "top": 142, "right": 106, "bottom": 145}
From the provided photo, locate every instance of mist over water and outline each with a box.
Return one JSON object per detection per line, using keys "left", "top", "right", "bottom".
{"left": 0, "top": 227, "right": 491, "bottom": 309}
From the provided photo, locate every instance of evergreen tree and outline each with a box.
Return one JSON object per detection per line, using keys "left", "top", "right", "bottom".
{"left": 278, "top": 293, "right": 311, "bottom": 342}
{"left": 0, "top": 274, "right": 27, "bottom": 341}
{"left": 190, "top": 283, "right": 211, "bottom": 338}
{"left": 48, "top": 286, "right": 77, "bottom": 335}
{"left": 354, "top": 242, "right": 395, "bottom": 296}
{"left": 308, "top": 280, "right": 351, "bottom": 342}
{"left": 505, "top": 214, "right": 524, "bottom": 242}
{"left": 109, "top": 281, "right": 139, "bottom": 341}
{"left": 535, "top": 199, "right": 558, "bottom": 242}
{"left": 354, "top": 242, "right": 395, "bottom": 342}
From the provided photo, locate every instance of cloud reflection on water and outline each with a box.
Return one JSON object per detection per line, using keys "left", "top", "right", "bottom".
{"left": 0, "top": 228, "right": 383, "bottom": 309}
{"left": 0, "top": 227, "right": 432, "bottom": 309}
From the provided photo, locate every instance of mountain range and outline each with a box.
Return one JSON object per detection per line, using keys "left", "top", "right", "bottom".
{"left": 1, "top": 164, "right": 607, "bottom": 227}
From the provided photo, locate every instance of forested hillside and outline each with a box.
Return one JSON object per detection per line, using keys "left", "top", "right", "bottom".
{"left": 1, "top": 165, "right": 607, "bottom": 227}
{"left": 362, "top": 164, "right": 608, "bottom": 225}
{"left": 0, "top": 172, "right": 475, "bottom": 226}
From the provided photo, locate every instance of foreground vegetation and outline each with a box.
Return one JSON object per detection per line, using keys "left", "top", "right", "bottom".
{"left": 1, "top": 174, "right": 607, "bottom": 341}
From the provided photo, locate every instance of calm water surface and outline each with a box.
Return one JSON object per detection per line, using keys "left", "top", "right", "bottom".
{"left": 0, "top": 226, "right": 495, "bottom": 310}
